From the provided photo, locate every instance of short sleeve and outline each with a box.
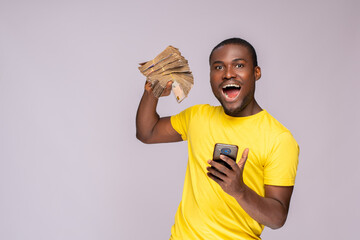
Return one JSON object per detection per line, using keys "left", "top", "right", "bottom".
{"left": 264, "top": 132, "right": 299, "bottom": 186}
{"left": 170, "top": 105, "right": 198, "bottom": 141}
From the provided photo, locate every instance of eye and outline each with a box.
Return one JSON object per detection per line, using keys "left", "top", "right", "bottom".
{"left": 214, "top": 65, "right": 223, "bottom": 70}
{"left": 235, "top": 63, "right": 244, "bottom": 68}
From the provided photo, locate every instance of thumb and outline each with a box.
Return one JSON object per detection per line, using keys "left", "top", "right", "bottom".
{"left": 237, "top": 148, "right": 249, "bottom": 170}
{"left": 166, "top": 80, "right": 173, "bottom": 89}
{"left": 160, "top": 81, "right": 173, "bottom": 97}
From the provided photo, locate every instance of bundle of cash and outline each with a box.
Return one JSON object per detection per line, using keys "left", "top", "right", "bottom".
{"left": 138, "top": 46, "right": 194, "bottom": 103}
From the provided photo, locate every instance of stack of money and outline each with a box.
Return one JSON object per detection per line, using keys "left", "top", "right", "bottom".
{"left": 138, "top": 46, "right": 194, "bottom": 103}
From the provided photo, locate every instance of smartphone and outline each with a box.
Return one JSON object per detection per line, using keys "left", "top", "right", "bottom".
{"left": 213, "top": 143, "right": 239, "bottom": 169}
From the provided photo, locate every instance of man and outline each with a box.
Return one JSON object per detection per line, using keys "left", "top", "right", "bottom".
{"left": 136, "top": 38, "right": 299, "bottom": 239}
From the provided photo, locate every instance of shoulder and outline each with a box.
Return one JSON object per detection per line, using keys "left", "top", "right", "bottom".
{"left": 177, "top": 104, "right": 221, "bottom": 118}
{"left": 259, "top": 110, "right": 298, "bottom": 149}
{"left": 260, "top": 111, "right": 299, "bottom": 152}
{"left": 170, "top": 104, "right": 220, "bottom": 140}
{"left": 261, "top": 110, "right": 293, "bottom": 136}
{"left": 170, "top": 104, "right": 222, "bottom": 130}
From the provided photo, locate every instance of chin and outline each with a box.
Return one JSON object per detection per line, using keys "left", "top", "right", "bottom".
{"left": 221, "top": 103, "right": 245, "bottom": 117}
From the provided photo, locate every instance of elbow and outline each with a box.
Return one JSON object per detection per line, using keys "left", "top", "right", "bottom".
{"left": 268, "top": 215, "right": 287, "bottom": 230}
{"left": 136, "top": 132, "right": 152, "bottom": 144}
{"left": 268, "top": 223, "right": 285, "bottom": 230}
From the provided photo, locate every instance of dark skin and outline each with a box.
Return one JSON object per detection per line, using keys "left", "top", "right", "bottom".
{"left": 208, "top": 44, "right": 294, "bottom": 228}
{"left": 136, "top": 81, "right": 182, "bottom": 144}
{"left": 210, "top": 44, "right": 262, "bottom": 117}
{"left": 136, "top": 44, "right": 294, "bottom": 229}
{"left": 207, "top": 151, "right": 293, "bottom": 229}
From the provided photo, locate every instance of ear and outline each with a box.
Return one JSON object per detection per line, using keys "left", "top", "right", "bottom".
{"left": 254, "top": 66, "right": 261, "bottom": 81}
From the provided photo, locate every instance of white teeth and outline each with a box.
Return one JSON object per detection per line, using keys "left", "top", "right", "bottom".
{"left": 222, "top": 84, "right": 240, "bottom": 89}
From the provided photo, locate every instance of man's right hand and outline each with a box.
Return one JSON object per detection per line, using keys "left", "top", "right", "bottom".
{"left": 145, "top": 80, "right": 173, "bottom": 97}
{"left": 136, "top": 80, "right": 182, "bottom": 144}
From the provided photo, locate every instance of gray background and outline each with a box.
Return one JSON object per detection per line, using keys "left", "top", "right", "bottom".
{"left": 1, "top": 0, "right": 359, "bottom": 239}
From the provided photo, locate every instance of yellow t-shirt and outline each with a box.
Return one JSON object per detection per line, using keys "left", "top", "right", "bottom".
{"left": 169, "top": 104, "right": 299, "bottom": 240}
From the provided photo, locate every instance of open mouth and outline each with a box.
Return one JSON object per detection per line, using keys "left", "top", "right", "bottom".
{"left": 222, "top": 84, "right": 241, "bottom": 100}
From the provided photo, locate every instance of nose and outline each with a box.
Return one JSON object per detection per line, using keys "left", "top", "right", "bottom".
{"left": 223, "top": 66, "right": 236, "bottom": 80}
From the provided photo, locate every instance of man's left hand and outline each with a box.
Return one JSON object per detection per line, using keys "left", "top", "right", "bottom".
{"left": 207, "top": 148, "right": 249, "bottom": 198}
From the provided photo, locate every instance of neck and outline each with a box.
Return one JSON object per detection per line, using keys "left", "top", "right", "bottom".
{"left": 225, "top": 100, "right": 262, "bottom": 117}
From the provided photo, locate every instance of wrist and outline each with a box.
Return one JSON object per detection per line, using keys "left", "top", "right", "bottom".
{"left": 233, "top": 184, "right": 248, "bottom": 200}
{"left": 143, "top": 89, "right": 158, "bottom": 101}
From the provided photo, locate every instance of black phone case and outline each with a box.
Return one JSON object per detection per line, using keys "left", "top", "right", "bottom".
{"left": 212, "top": 143, "right": 239, "bottom": 169}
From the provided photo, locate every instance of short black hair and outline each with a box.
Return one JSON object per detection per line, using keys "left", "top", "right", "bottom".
{"left": 209, "top": 37, "right": 258, "bottom": 67}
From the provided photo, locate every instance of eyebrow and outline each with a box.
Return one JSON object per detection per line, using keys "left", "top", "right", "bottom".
{"left": 232, "top": 58, "right": 247, "bottom": 62}
{"left": 212, "top": 60, "right": 224, "bottom": 65}
{"left": 211, "top": 58, "right": 247, "bottom": 65}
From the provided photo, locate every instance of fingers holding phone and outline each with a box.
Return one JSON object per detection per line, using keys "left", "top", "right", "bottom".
{"left": 207, "top": 144, "right": 249, "bottom": 197}
{"left": 207, "top": 143, "right": 238, "bottom": 181}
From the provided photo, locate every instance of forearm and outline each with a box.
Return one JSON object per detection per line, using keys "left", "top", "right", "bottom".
{"left": 136, "top": 89, "right": 160, "bottom": 143}
{"left": 207, "top": 151, "right": 293, "bottom": 229}
{"left": 234, "top": 185, "right": 288, "bottom": 229}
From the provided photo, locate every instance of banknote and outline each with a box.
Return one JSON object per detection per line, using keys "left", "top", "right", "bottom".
{"left": 138, "top": 46, "right": 194, "bottom": 103}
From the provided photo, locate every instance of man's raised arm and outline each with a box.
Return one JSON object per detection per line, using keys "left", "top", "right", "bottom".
{"left": 136, "top": 81, "right": 182, "bottom": 144}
